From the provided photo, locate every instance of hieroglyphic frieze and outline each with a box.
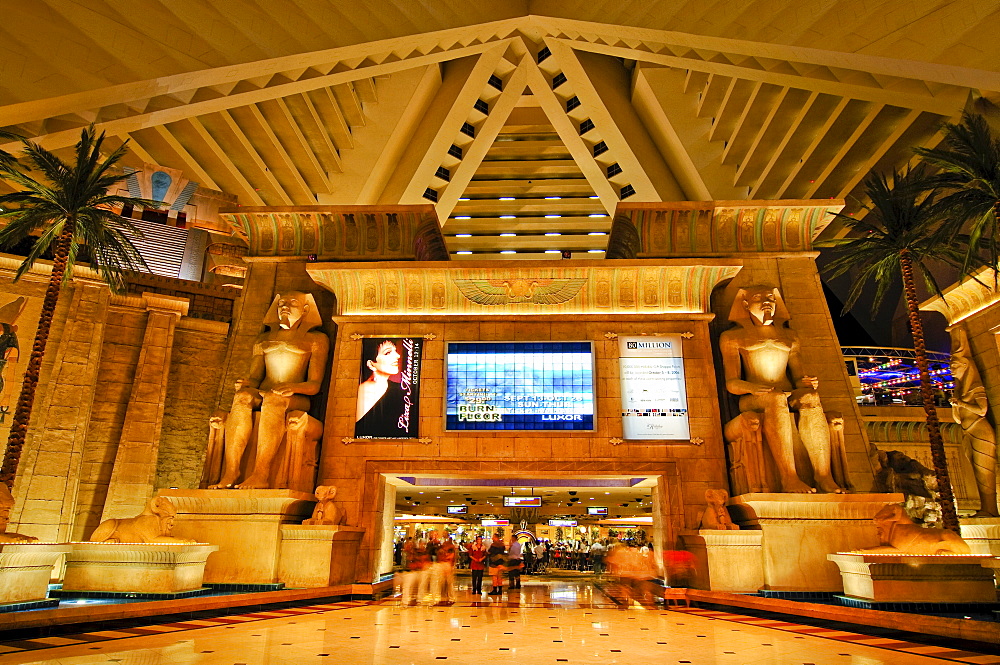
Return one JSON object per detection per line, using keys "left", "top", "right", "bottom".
{"left": 221, "top": 205, "right": 446, "bottom": 260}
{"left": 307, "top": 261, "right": 742, "bottom": 316}
{"left": 607, "top": 200, "right": 844, "bottom": 258}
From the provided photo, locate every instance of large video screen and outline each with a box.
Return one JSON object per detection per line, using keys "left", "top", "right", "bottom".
{"left": 446, "top": 342, "right": 594, "bottom": 431}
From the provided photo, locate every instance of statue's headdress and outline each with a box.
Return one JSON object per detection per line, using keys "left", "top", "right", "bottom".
{"left": 263, "top": 292, "right": 323, "bottom": 330}
{"left": 727, "top": 285, "right": 790, "bottom": 327}
{"left": 0, "top": 297, "right": 26, "bottom": 326}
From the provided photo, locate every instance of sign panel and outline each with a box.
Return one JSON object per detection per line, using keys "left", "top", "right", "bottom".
{"left": 482, "top": 519, "right": 509, "bottom": 527}
{"left": 619, "top": 336, "right": 690, "bottom": 440}
{"left": 355, "top": 337, "right": 423, "bottom": 439}
{"left": 548, "top": 519, "right": 578, "bottom": 527}
{"left": 447, "top": 505, "right": 468, "bottom": 514}
{"left": 446, "top": 342, "right": 594, "bottom": 431}
{"left": 503, "top": 496, "right": 541, "bottom": 507}
{"left": 587, "top": 506, "right": 608, "bottom": 515}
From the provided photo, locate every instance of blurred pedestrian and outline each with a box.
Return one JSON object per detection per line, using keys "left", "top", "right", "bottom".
{"left": 469, "top": 535, "right": 487, "bottom": 594}
{"left": 487, "top": 534, "right": 506, "bottom": 595}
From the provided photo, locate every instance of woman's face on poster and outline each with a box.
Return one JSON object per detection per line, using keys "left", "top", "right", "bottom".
{"left": 368, "top": 340, "right": 400, "bottom": 377}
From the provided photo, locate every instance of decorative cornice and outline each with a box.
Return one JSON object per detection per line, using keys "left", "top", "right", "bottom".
{"left": 308, "top": 259, "right": 742, "bottom": 316}
{"left": 866, "top": 420, "right": 963, "bottom": 445}
{"left": 608, "top": 200, "right": 844, "bottom": 258}
{"left": 920, "top": 266, "right": 1000, "bottom": 325}
{"left": 220, "top": 205, "right": 446, "bottom": 261}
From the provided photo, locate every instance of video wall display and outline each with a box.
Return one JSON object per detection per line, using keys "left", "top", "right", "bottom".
{"left": 446, "top": 342, "right": 595, "bottom": 431}
{"left": 354, "top": 337, "right": 423, "bottom": 439}
{"left": 503, "top": 496, "right": 541, "bottom": 507}
{"left": 618, "top": 335, "right": 690, "bottom": 440}
{"left": 447, "top": 505, "right": 468, "bottom": 514}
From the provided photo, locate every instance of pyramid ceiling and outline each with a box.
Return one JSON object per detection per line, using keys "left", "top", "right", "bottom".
{"left": 2, "top": 2, "right": 999, "bottom": 259}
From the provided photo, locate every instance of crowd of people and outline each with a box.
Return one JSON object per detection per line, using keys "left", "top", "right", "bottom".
{"left": 394, "top": 531, "right": 693, "bottom": 605}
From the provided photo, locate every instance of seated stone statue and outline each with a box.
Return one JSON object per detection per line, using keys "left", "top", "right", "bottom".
{"left": 203, "top": 292, "right": 329, "bottom": 491}
{"left": 719, "top": 286, "right": 843, "bottom": 493}
{"left": 700, "top": 489, "right": 738, "bottom": 530}
{"left": 864, "top": 504, "right": 971, "bottom": 555}
{"left": 0, "top": 483, "right": 36, "bottom": 543}
{"left": 950, "top": 326, "right": 999, "bottom": 517}
{"left": 90, "top": 496, "right": 195, "bottom": 544}
{"left": 303, "top": 485, "right": 346, "bottom": 526}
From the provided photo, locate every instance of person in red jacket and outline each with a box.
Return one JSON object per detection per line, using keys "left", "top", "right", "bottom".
{"left": 436, "top": 535, "right": 457, "bottom": 603}
{"left": 468, "top": 535, "right": 487, "bottom": 595}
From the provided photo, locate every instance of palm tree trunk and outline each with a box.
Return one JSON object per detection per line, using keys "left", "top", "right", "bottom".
{"left": 900, "top": 249, "right": 960, "bottom": 533}
{"left": 0, "top": 218, "right": 75, "bottom": 489}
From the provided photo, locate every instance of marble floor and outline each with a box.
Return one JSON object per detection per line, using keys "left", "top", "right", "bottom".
{"left": 2, "top": 576, "right": 998, "bottom": 665}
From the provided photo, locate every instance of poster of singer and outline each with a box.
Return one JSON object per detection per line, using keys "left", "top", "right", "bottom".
{"left": 355, "top": 337, "right": 423, "bottom": 438}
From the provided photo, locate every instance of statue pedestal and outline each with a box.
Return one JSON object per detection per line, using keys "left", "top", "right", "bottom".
{"left": 960, "top": 518, "right": 1000, "bottom": 555}
{"left": 0, "top": 543, "right": 70, "bottom": 604}
{"left": 158, "top": 490, "right": 315, "bottom": 584}
{"left": 727, "top": 493, "right": 899, "bottom": 592}
{"left": 61, "top": 543, "right": 217, "bottom": 594}
{"left": 681, "top": 530, "right": 763, "bottom": 592}
{"left": 278, "top": 525, "right": 365, "bottom": 588}
{"left": 828, "top": 553, "right": 996, "bottom": 602}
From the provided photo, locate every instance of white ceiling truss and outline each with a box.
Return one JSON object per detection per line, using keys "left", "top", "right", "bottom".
{"left": 1, "top": 12, "right": 993, "bottom": 258}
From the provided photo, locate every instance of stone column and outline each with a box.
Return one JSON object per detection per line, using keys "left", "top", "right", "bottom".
{"left": 101, "top": 293, "right": 188, "bottom": 521}
{"left": 10, "top": 282, "right": 110, "bottom": 542}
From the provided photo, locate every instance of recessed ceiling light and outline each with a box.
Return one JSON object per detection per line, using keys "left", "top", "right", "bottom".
{"left": 500, "top": 233, "right": 516, "bottom": 237}
{"left": 588, "top": 249, "right": 604, "bottom": 253}
{"left": 459, "top": 197, "right": 470, "bottom": 201}
{"left": 589, "top": 195, "right": 600, "bottom": 199}
{"left": 545, "top": 214, "right": 561, "bottom": 218}
{"left": 455, "top": 233, "right": 472, "bottom": 238}
{"left": 589, "top": 213, "right": 606, "bottom": 218}
{"left": 456, "top": 250, "right": 473, "bottom": 254}
{"left": 455, "top": 215, "right": 471, "bottom": 220}
{"left": 500, "top": 197, "right": 515, "bottom": 201}
{"left": 544, "top": 250, "right": 561, "bottom": 254}
{"left": 545, "top": 196, "right": 562, "bottom": 200}
{"left": 500, "top": 215, "right": 516, "bottom": 219}
{"left": 545, "top": 232, "right": 561, "bottom": 236}
{"left": 588, "top": 232, "right": 606, "bottom": 236}
{"left": 501, "top": 250, "right": 516, "bottom": 254}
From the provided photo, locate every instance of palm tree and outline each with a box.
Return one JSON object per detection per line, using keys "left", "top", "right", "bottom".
{"left": 915, "top": 111, "right": 1000, "bottom": 278}
{"left": 0, "top": 126, "right": 159, "bottom": 490}
{"left": 822, "top": 165, "right": 975, "bottom": 533}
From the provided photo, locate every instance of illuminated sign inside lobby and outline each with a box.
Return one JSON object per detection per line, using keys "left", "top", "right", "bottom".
{"left": 355, "top": 337, "right": 423, "bottom": 439}
{"left": 447, "top": 505, "right": 468, "bottom": 514}
{"left": 587, "top": 506, "right": 608, "bottom": 515}
{"left": 503, "top": 496, "right": 542, "bottom": 507}
{"left": 445, "top": 342, "right": 594, "bottom": 431}
{"left": 482, "top": 519, "right": 509, "bottom": 527}
{"left": 619, "top": 335, "right": 690, "bottom": 440}
{"left": 548, "top": 519, "right": 578, "bottom": 527}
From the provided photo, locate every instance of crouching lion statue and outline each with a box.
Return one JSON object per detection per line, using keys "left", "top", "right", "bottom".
{"left": 864, "top": 504, "right": 971, "bottom": 555}
{"left": 90, "top": 497, "right": 196, "bottom": 544}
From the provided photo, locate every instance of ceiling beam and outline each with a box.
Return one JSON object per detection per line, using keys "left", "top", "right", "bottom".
{"left": 242, "top": 104, "right": 316, "bottom": 202}
{"left": 186, "top": 117, "right": 265, "bottom": 205}
{"left": 774, "top": 97, "right": 850, "bottom": 199}
{"left": 217, "top": 110, "right": 293, "bottom": 205}
{"left": 803, "top": 104, "right": 884, "bottom": 199}
{"left": 0, "top": 41, "right": 513, "bottom": 154}
{"left": 750, "top": 91, "right": 820, "bottom": 199}
{"left": 149, "top": 124, "right": 221, "bottom": 191}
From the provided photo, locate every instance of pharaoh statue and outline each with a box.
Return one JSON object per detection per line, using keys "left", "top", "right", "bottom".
{"left": 949, "top": 326, "right": 999, "bottom": 517}
{"left": 0, "top": 483, "right": 36, "bottom": 543}
{"left": 719, "top": 286, "right": 843, "bottom": 493}
{"left": 203, "top": 292, "right": 329, "bottom": 491}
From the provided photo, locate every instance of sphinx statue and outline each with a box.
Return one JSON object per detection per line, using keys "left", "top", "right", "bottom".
{"left": 863, "top": 503, "right": 971, "bottom": 555}
{"left": 90, "top": 496, "right": 195, "bottom": 544}
{"left": 719, "top": 286, "right": 843, "bottom": 493}
{"left": 0, "top": 483, "right": 36, "bottom": 543}
{"left": 949, "top": 326, "right": 999, "bottom": 517}
{"left": 203, "top": 292, "right": 329, "bottom": 491}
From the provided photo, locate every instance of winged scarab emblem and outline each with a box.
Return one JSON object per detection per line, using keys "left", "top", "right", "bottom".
{"left": 453, "top": 278, "right": 587, "bottom": 305}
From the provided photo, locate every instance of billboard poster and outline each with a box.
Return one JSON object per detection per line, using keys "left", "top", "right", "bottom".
{"left": 619, "top": 335, "right": 690, "bottom": 440}
{"left": 446, "top": 342, "right": 595, "bottom": 431}
{"left": 355, "top": 337, "right": 423, "bottom": 439}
